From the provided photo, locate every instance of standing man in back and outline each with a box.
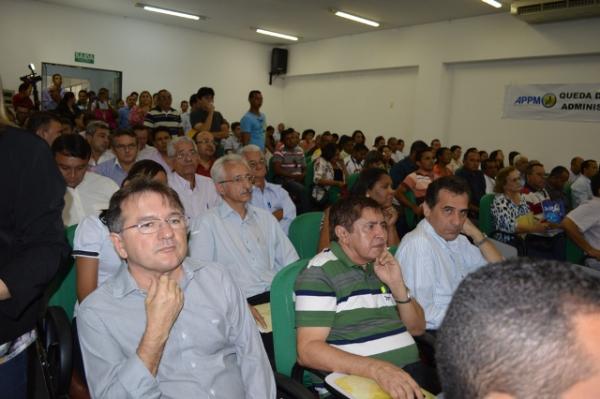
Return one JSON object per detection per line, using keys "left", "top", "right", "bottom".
{"left": 240, "top": 90, "right": 266, "bottom": 150}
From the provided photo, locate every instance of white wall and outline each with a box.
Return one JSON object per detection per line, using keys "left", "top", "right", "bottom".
{"left": 282, "top": 66, "right": 418, "bottom": 139}
{"left": 284, "top": 13, "right": 600, "bottom": 168}
{"left": 0, "top": 0, "right": 284, "bottom": 125}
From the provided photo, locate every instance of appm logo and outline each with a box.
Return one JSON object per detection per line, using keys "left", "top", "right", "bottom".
{"left": 542, "top": 93, "right": 557, "bottom": 108}
{"left": 514, "top": 96, "right": 541, "bottom": 105}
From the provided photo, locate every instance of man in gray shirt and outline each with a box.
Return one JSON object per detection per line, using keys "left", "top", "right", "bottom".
{"left": 77, "top": 179, "right": 275, "bottom": 398}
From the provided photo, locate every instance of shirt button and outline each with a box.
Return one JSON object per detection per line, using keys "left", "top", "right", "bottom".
{"left": 191, "top": 362, "right": 196, "bottom": 368}
{"left": 181, "top": 332, "right": 187, "bottom": 339}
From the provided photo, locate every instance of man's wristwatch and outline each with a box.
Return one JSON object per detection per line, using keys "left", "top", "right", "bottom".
{"left": 395, "top": 287, "right": 412, "bottom": 304}
{"left": 474, "top": 233, "right": 488, "bottom": 247}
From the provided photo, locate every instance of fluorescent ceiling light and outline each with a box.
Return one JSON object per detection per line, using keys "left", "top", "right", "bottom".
{"left": 334, "top": 11, "right": 380, "bottom": 27}
{"left": 481, "top": 0, "right": 502, "bottom": 8}
{"left": 256, "top": 29, "right": 298, "bottom": 41}
{"left": 139, "top": 4, "right": 201, "bottom": 20}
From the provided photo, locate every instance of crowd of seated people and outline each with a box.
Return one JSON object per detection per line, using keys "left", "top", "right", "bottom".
{"left": 4, "top": 75, "right": 600, "bottom": 399}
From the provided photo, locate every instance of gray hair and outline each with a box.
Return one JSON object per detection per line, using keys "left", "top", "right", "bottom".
{"left": 85, "top": 120, "right": 110, "bottom": 136}
{"left": 167, "top": 136, "right": 197, "bottom": 157}
{"left": 240, "top": 144, "right": 263, "bottom": 156}
{"left": 211, "top": 154, "right": 249, "bottom": 183}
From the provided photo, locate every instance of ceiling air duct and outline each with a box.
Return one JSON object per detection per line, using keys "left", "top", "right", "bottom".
{"left": 511, "top": 0, "right": 600, "bottom": 23}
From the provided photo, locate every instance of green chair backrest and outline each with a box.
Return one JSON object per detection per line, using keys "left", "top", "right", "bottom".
{"left": 346, "top": 173, "right": 360, "bottom": 191}
{"left": 271, "top": 258, "right": 310, "bottom": 377}
{"left": 566, "top": 236, "right": 585, "bottom": 265}
{"left": 478, "top": 193, "right": 495, "bottom": 235}
{"left": 288, "top": 212, "right": 323, "bottom": 259}
{"left": 48, "top": 224, "right": 78, "bottom": 320}
{"left": 304, "top": 159, "right": 315, "bottom": 189}
{"left": 328, "top": 186, "right": 341, "bottom": 205}
{"left": 404, "top": 190, "right": 417, "bottom": 230}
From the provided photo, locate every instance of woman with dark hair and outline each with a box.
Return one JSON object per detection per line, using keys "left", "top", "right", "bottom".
{"left": 312, "top": 142, "right": 345, "bottom": 207}
{"left": 489, "top": 149, "right": 505, "bottom": 169}
{"left": 363, "top": 150, "right": 386, "bottom": 170}
{"left": 352, "top": 129, "right": 366, "bottom": 145}
{"left": 92, "top": 87, "right": 117, "bottom": 129}
{"left": 318, "top": 167, "right": 400, "bottom": 250}
{"left": 146, "top": 127, "right": 173, "bottom": 173}
{"left": 55, "top": 91, "right": 82, "bottom": 124}
{"left": 379, "top": 144, "right": 394, "bottom": 171}
{"left": 299, "top": 128, "right": 316, "bottom": 153}
{"left": 373, "top": 135, "right": 385, "bottom": 150}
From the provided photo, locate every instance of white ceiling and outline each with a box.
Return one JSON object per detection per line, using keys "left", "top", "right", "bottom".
{"left": 37, "top": 0, "right": 509, "bottom": 44}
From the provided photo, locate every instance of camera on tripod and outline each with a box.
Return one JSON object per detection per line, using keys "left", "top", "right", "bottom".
{"left": 19, "top": 63, "right": 42, "bottom": 85}
{"left": 18, "top": 63, "right": 41, "bottom": 110}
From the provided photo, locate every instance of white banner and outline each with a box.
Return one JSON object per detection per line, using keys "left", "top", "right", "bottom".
{"left": 503, "top": 83, "right": 600, "bottom": 123}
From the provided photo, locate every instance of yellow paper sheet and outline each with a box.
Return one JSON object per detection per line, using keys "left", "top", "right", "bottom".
{"left": 253, "top": 303, "right": 272, "bottom": 333}
{"left": 327, "top": 373, "right": 436, "bottom": 399}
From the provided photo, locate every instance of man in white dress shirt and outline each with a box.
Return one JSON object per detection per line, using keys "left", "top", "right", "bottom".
{"left": 482, "top": 158, "right": 498, "bottom": 194}
{"left": 132, "top": 125, "right": 158, "bottom": 160}
{"left": 167, "top": 136, "right": 220, "bottom": 218}
{"left": 396, "top": 176, "right": 502, "bottom": 331}
{"left": 241, "top": 145, "right": 296, "bottom": 234}
{"left": 188, "top": 155, "right": 298, "bottom": 340}
{"left": 85, "top": 121, "right": 114, "bottom": 167}
{"left": 52, "top": 134, "right": 119, "bottom": 226}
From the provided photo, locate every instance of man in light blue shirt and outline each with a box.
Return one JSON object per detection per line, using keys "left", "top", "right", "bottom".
{"left": 396, "top": 176, "right": 502, "bottom": 330}
{"left": 117, "top": 95, "right": 135, "bottom": 129}
{"left": 571, "top": 159, "right": 598, "bottom": 208}
{"left": 241, "top": 145, "right": 296, "bottom": 235}
{"left": 240, "top": 90, "right": 266, "bottom": 150}
{"left": 77, "top": 179, "right": 275, "bottom": 399}
{"left": 188, "top": 154, "right": 298, "bottom": 319}
{"left": 92, "top": 130, "right": 138, "bottom": 186}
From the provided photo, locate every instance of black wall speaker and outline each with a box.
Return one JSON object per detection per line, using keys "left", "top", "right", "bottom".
{"left": 271, "top": 48, "right": 288, "bottom": 75}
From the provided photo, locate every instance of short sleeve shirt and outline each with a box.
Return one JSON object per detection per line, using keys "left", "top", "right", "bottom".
{"left": 295, "top": 242, "right": 419, "bottom": 367}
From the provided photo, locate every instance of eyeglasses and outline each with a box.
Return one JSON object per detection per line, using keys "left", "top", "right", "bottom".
{"left": 195, "top": 139, "right": 216, "bottom": 146}
{"left": 114, "top": 143, "right": 137, "bottom": 151}
{"left": 219, "top": 174, "right": 255, "bottom": 184}
{"left": 175, "top": 150, "right": 198, "bottom": 160}
{"left": 247, "top": 159, "right": 266, "bottom": 169}
{"left": 120, "top": 214, "right": 189, "bottom": 234}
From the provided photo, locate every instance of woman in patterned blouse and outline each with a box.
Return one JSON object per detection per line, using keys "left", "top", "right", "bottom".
{"left": 312, "top": 142, "right": 346, "bottom": 206}
{"left": 491, "top": 166, "right": 549, "bottom": 243}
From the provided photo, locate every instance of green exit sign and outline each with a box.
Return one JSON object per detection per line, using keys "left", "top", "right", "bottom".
{"left": 75, "top": 52, "right": 94, "bottom": 64}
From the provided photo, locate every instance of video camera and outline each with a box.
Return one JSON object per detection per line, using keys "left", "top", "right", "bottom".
{"left": 19, "top": 63, "right": 41, "bottom": 110}
{"left": 19, "top": 63, "right": 42, "bottom": 85}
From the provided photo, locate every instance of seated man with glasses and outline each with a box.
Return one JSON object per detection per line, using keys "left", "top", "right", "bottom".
{"left": 77, "top": 179, "right": 276, "bottom": 398}
{"left": 189, "top": 154, "right": 299, "bottom": 362}
{"left": 92, "top": 129, "right": 139, "bottom": 186}
{"left": 193, "top": 130, "right": 216, "bottom": 177}
{"left": 167, "top": 136, "right": 220, "bottom": 219}
{"left": 241, "top": 144, "right": 296, "bottom": 235}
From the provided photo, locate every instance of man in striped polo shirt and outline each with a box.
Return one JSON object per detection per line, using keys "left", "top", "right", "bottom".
{"left": 295, "top": 196, "right": 438, "bottom": 397}
{"left": 144, "top": 89, "right": 182, "bottom": 137}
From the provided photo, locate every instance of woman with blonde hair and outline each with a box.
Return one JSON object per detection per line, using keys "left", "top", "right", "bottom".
{"left": 491, "top": 166, "right": 550, "bottom": 246}
{"left": 128, "top": 90, "right": 153, "bottom": 126}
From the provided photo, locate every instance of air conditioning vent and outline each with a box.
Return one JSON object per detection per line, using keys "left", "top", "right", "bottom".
{"left": 511, "top": 0, "right": 600, "bottom": 23}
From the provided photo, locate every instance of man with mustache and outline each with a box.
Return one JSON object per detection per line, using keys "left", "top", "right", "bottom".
{"left": 76, "top": 179, "right": 275, "bottom": 398}
{"left": 295, "top": 196, "right": 439, "bottom": 397}
{"left": 396, "top": 176, "right": 502, "bottom": 332}
{"left": 188, "top": 154, "right": 298, "bottom": 360}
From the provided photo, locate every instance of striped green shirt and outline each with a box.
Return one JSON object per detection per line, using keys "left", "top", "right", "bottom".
{"left": 294, "top": 242, "right": 419, "bottom": 367}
